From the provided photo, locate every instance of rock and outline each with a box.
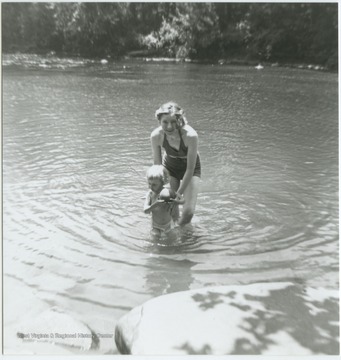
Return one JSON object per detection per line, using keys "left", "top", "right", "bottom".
{"left": 4, "top": 276, "right": 95, "bottom": 354}
{"left": 16, "top": 307, "right": 95, "bottom": 350}
{"left": 115, "top": 282, "right": 339, "bottom": 355}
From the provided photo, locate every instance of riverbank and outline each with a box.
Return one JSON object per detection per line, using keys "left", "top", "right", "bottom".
{"left": 2, "top": 53, "right": 336, "bottom": 73}
{"left": 141, "top": 56, "right": 331, "bottom": 72}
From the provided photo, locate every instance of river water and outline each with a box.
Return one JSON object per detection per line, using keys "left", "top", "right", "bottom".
{"left": 3, "top": 56, "right": 338, "bottom": 354}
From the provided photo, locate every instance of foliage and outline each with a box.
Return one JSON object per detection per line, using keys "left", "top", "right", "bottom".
{"left": 2, "top": 3, "right": 56, "bottom": 52}
{"left": 1, "top": 2, "right": 338, "bottom": 68}
{"left": 245, "top": 3, "right": 338, "bottom": 65}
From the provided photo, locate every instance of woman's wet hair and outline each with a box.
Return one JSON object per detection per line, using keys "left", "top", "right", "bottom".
{"left": 155, "top": 101, "right": 188, "bottom": 127}
{"left": 146, "top": 165, "right": 169, "bottom": 184}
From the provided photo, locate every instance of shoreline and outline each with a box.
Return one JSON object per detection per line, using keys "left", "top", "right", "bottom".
{"left": 2, "top": 52, "right": 336, "bottom": 73}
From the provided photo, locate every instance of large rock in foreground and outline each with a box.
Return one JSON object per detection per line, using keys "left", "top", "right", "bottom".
{"left": 115, "top": 282, "right": 339, "bottom": 355}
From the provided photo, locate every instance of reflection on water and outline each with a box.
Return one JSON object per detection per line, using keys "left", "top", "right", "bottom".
{"left": 145, "top": 257, "right": 196, "bottom": 295}
{"left": 3, "top": 56, "right": 338, "bottom": 354}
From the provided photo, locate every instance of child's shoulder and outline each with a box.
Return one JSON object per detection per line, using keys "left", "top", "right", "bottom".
{"left": 146, "top": 189, "right": 153, "bottom": 197}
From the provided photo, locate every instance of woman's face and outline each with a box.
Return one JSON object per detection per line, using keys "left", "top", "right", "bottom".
{"left": 160, "top": 114, "right": 178, "bottom": 134}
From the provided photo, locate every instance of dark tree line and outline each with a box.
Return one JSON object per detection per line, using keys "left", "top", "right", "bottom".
{"left": 2, "top": 2, "right": 338, "bottom": 69}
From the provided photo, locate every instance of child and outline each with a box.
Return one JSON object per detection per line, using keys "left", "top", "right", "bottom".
{"left": 144, "top": 165, "right": 182, "bottom": 242}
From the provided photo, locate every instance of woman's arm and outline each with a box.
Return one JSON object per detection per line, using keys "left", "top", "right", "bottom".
{"left": 177, "top": 132, "right": 198, "bottom": 195}
{"left": 151, "top": 128, "right": 162, "bottom": 165}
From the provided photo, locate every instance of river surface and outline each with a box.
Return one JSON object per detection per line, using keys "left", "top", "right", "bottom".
{"left": 3, "top": 55, "right": 338, "bottom": 354}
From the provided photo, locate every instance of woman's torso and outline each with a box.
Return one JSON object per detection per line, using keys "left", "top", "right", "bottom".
{"left": 159, "top": 125, "right": 201, "bottom": 180}
{"left": 162, "top": 129, "right": 188, "bottom": 158}
{"left": 158, "top": 125, "right": 198, "bottom": 156}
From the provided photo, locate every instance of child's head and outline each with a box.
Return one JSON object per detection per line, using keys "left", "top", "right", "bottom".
{"left": 146, "top": 165, "right": 169, "bottom": 194}
{"left": 155, "top": 101, "right": 188, "bottom": 128}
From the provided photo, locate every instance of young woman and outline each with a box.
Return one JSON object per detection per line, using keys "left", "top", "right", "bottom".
{"left": 151, "top": 102, "right": 201, "bottom": 226}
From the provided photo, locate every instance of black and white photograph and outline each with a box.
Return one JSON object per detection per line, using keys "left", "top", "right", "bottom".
{"left": 2, "top": 1, "right": 339, "bottom": 356}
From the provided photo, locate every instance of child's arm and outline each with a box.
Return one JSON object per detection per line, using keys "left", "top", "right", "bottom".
{"left": 143, "top": 191, "right": 152, "bottom": 214}
{"left": 144, "top": 192, "right": 164, "bottom": 214}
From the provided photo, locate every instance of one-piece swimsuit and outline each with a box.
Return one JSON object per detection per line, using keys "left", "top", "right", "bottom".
{"left": 162, "top": 129, "right": 201, "bottom": 180}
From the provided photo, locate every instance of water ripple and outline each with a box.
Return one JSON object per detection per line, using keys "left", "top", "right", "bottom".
{"left": 3, "top": 62, "right": 338, "bottom": 354}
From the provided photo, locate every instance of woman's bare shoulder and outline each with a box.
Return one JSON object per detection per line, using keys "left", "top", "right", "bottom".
{"left": 151, "top": 126, "right": 164, "bottom": 147}
{"left": 151, "top": 126, "right": 163, "bottom": 137}
{"left": 182, "top": 124, "right": 198, "bottom": 138}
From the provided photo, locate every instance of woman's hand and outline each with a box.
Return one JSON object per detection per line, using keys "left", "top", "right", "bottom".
{"left": 170, "top": 192, "right": 185, "bottom": 205}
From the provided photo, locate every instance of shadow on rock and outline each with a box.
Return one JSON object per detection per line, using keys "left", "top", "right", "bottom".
{"left": 115, "top": 282, "right": 339, "bottom": 355}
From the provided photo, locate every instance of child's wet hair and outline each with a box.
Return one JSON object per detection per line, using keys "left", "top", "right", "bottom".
{"left": 146, "top": 165, "right": 169, "bottom": 184}
{"left": 155, "top": 101, "right": 188, "bottom": 127}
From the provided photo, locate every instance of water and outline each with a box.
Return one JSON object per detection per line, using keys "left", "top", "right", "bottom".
{"left": 3, "top": 56, "right": 338, "bottom": 354}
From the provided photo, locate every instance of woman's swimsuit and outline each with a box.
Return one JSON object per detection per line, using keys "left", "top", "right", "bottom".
{"left": 162, "top": 129, "right": 201, "bottom": 180}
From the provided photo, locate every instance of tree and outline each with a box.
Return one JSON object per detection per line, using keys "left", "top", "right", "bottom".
{"left": 140, "top": 3, "right": 220, "bottom": 59}
{"left": 245, "top": 3, "right": 338, "bottom": 66}
{"left": 1, "top": 2, "right": 338, "bottom": 69}
{"left": 2, "top": 3, "right": 56, "bottom": 52}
